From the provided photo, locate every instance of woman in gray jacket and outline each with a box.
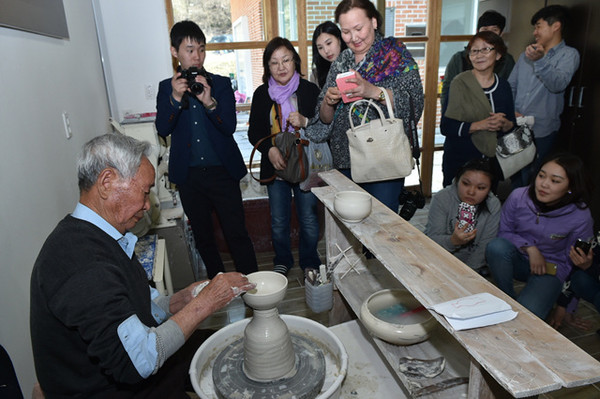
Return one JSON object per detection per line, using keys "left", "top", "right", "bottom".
{"left": 425, "top": 159, "right": 501, "bottom": 273}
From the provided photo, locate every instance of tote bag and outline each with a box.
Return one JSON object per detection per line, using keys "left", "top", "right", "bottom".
{"left": 345, "top": 90, "right": 414, "bottom": 183}
{"left": 496, "top": 124, "right": 536, "bottom": 179}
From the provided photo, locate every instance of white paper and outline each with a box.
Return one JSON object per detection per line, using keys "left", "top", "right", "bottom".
{"left": 429, "top": 293, "right": 518, "bottom": 331}
{"left": 444, "top": 309, "right": 518, "bottom": 331}
{"left": 431, "top": 292, "right": 512, "bottom": 319}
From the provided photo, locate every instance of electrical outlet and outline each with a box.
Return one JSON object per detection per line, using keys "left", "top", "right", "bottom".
{"left": 145, "top": 84, "right": 154, "bottom": 100}
{"left": 62, "top": 112, "right": 72, "bottom": 139}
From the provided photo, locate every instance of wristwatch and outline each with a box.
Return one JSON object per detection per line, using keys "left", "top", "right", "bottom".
{"left": 378, "top": 89, "right": 386, "bottom": 101}
{"left": 205, "top": 97, "right": 218, "bottom": 111}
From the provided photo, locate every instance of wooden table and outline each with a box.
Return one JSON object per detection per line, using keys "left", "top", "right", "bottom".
{"left": 313, "top": 170, "right": 600, "bottom": 398}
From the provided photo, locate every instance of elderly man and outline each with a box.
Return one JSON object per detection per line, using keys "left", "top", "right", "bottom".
{"left": 30, "top": 133, "right": 254, "bottom": 398}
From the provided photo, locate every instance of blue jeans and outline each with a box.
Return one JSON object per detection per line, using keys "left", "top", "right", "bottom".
{"left": 486, "top": 237, "right": 562, "bottom": 319}
{"left": 267, "top": 180, "right": 321, "bottom": 270}
{"left": 570, "top": 270, "right": 600, "bottom": 313}
{"left": 339, "top": 169, "right": 405, "bottom": 213}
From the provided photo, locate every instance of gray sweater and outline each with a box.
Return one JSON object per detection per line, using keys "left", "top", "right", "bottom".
{"left": 424, "top": 184, "right": 501, "bottom": 270}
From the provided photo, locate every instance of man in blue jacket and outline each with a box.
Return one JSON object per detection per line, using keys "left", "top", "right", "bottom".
{"left": 155, "top": 21, "right": 257, "bottom": 278}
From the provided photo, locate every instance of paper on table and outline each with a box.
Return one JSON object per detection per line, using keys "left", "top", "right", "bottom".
{"left": 429, "top": 293, "right": 518, "bottom": 331}
{"left": 431, "top": 292, "right": 511, "bottom": 319}
{"left": 444, "top": 310, "right": 518, "bottom": 331}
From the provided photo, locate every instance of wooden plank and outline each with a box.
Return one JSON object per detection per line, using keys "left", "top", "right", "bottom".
{"left": 313, "top": 170, "right": 600, "bottom": 397}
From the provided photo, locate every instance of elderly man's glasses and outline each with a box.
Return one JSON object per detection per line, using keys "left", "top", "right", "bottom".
{"left": 469, "top": 47, "right": 495, "bottom": 56}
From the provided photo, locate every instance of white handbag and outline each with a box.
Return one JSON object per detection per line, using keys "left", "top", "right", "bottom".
{"left": 345, "top": 90, "right": 414, "bottom": 183}
{"left": 496, "top": 124, "right": 536, "bottom": 179}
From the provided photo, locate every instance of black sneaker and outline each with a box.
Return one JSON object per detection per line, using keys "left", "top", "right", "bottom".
{"left": 274, "top": 264, "right": 289, "bottom": 276}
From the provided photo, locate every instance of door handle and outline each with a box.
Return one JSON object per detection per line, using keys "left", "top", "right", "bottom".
{"left": 577, "top": 86, "right": 585, "bottom": 109}
{"left": 568, "top": 86, "right": 575, "bottom": 107}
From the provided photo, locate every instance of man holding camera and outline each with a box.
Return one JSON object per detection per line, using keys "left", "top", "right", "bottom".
{"left": 156, "top": 20, "right": 257, "bottom": 278}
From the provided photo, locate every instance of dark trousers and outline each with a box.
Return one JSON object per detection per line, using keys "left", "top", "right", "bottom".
{"left": 178, "top": 166, "right": 257, "bottom": 278}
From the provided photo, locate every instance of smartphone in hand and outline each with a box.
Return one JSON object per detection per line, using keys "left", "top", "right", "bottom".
{"left": 336, "top": 71, "right": 362, "bottom": 103}
{"left": 457, "top": 202, "right": 476, "bottom": 233}
{"left": 574, "top": 239, "right": 592, "bottom": 255}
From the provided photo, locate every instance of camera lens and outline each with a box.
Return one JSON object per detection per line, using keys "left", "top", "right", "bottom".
{"left": 399, "top": 200, "right": 417, "bottom": 221}
{"left": 189, "top": 82, "right": 204, "bottom": 95}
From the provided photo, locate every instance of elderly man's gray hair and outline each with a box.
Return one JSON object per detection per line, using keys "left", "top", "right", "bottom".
{"left": 78, "top": 133, "right": 152, "bottom": 192}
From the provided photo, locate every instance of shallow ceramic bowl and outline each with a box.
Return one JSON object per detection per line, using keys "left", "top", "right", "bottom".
{"left": 243, "top": 271, "right": 288, "bottom": 310}
{"left": 333, "top": 191, "right": 372, "bottom": 222}
{"left": 360, "top": 289, "right": 437, "bottom": 345}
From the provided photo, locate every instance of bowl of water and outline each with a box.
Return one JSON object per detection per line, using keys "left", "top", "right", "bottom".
{"left": 360, "top": 289, "right": 437, "bottom": 345}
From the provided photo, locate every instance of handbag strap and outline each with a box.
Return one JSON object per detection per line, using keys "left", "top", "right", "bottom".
{"left": 348, "top": 99, "right": 387, "bottom": 130}
{"left": 407, "top": 94, "right": 421, "bottom": 161}
{"left": 249, "top": 133, "right": 279, "bottom": 183}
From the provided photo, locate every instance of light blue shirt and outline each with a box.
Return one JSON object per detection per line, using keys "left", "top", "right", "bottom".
{"left": 508, "top": 40, "right": 580, "bottom": 138}
{"left": 72, "top": 203, "right": 138, "bottom": 258}
{"left": 71, "top": 203, "right": 183, "bottom": 378}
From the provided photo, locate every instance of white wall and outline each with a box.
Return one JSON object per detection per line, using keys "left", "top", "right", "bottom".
{"left": 0, "top": 0, "right": 168, "bottom": 394}
{"left": 93, "top": 0, "right": 172, "bottom": 121}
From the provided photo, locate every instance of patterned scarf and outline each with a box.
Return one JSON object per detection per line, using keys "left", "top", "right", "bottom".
{"left": 356, "top": 32, "right": 418, "bottom": 84}
{"left": 268, "top": 71, "right": 300, "bottom": 130}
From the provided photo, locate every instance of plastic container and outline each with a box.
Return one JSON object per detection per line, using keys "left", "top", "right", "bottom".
{"left": 305, "top": 279, "right": 334, "bottom": 313}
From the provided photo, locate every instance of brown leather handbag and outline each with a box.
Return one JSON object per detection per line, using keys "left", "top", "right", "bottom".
{"left": 250, "top": 120, "right": 309, "bottom": 184}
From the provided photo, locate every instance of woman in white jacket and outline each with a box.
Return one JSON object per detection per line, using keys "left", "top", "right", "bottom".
{"left": 425, "top": 159, "right": 501, "bottom": 273}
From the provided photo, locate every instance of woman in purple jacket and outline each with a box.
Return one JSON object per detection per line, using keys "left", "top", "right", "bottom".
{"left": 486, "top": 153, "right": 594, "bottom": 319}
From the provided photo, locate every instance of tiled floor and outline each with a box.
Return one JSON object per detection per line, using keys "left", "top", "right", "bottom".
{"left": 186, "top": 202, "right": 600, "bottom": 398}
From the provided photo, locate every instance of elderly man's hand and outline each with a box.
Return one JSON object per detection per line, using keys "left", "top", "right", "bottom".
{"left": 199, "top": 272, "right": 256, "bottom": 313}
{"left": 171, "top": 272, "right": 256, "bottom": 339}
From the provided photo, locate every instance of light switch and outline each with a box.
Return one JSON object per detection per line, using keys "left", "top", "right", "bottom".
{"left": 62, "top": 112, "right": 72, "bottom": 139}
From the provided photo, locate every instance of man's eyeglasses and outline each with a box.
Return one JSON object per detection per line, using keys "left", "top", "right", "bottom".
{"left": 468, "top": 47, "right": 495, "bottom": 56}
{"left": 269, "top": 58, "right": 293, "bottom": 68}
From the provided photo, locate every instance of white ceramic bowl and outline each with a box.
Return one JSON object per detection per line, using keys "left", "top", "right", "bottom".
{"left": 360, "top": 289, "right": 437, "bottom": 345}
{"left": 333, "top": 191, "right": 372, "bottom": 222}
{"left": 243, "top": 271, "right": 288, "bottom": 310}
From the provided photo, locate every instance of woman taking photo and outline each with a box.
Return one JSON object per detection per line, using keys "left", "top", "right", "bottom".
{"left": 486, "top": 153, "right": 594, "bottom": 320}
{"left": 425, "top": 159, "right": 500, "bottom": 273}
{"left": 307, "top": 0, "right": 424, "bottom": 213}
{"left": 248, "top": 37, "right": 322, "bottom": 276}
{"left": 441, "top": 31, "right": 515, "bottom": 187}
{"left": 310, "top": 21, "right": 347, "bottom": 89}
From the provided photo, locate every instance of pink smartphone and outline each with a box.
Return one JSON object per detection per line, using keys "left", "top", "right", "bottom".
{"left": 335, "top": 71, "right": 362, "bottom": 103}
{"left": 457, "top": 202, "right": 475, "bottom": 233}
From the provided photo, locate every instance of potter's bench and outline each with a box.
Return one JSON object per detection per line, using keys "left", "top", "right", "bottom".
{"left": 313, "top": 170, "right": 600, "bottom": 398}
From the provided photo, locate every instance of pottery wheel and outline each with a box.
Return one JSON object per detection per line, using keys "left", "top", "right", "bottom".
{"left": 212, "top": 333, "right": 326, "bottom": 399}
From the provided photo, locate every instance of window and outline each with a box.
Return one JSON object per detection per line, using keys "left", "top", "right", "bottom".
{"left": 165, "top": 0, "right": 455, "bottom": 195}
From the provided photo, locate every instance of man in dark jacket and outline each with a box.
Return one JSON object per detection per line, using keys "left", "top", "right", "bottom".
{"left": 155, "top": 20, "right": 257, "bottom": 278}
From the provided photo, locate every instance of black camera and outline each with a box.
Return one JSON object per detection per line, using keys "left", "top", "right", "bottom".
{"left": 180, "top": 67, "right": 212, "bottom": 95}
{"left": 398, "top": 189, "right": 425, "bottom": 221}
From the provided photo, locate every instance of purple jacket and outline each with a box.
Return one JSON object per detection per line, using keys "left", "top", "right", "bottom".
{"left": 499, "top": 187, "right": 593, "bottom": 282}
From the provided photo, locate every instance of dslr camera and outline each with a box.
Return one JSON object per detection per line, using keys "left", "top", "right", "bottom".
{"left": 180, "top": 67, "right": 212, "bottom": 95}
{"left": 398, "top": 189, "right": 426, "bottom": 221}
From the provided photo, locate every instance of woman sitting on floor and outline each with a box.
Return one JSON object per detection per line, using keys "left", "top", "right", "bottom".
{"left": 486, "top": 153, "right": 594, "bottom": 320}
{"left": 425, "top": 159, "right": 500, "bottom": 274}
